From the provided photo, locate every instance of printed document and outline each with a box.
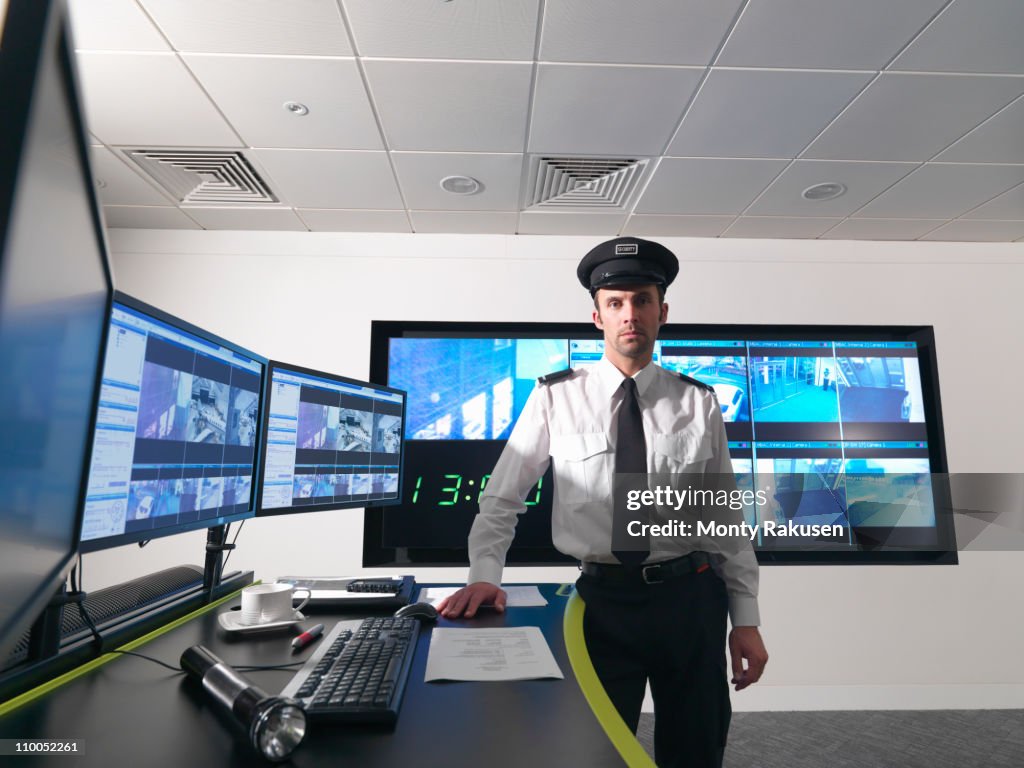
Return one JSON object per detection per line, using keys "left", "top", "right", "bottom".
{"left": 418, "top": 585, "right": 548, "bottom": 608}
{"left": 424, "top": 627, "right": 564, "bottom": 682}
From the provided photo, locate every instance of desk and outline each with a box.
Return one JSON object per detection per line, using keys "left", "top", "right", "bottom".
{"left": 0, "top": 585, "right": 631, "bottom": 767}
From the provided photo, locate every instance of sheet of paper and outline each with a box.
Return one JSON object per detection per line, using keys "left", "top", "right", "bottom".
{"left": 418, "top": 585, "right": 548, "bottom": 608}
{"left": 424, "top": 627, "right": 564, "bottom": 682}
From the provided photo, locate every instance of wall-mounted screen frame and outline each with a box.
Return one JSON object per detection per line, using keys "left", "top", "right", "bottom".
{"left": 365, "top": 321, "right": 955, "bottom": 567}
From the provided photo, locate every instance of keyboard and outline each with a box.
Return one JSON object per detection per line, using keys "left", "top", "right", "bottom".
{"left": 276, "top": 575, "right": 415, "bottom": 611}
{"left": 279, "top": 616, "right": 420, "bottom": 724}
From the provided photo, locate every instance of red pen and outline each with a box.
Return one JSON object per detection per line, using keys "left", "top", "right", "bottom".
{"left": 291, "top": 623, "right": 324, "bottom": 652}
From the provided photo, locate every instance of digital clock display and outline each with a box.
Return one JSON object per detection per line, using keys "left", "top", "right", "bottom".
{"left": 381, "top": 441, "right": 556, "bottom": 552}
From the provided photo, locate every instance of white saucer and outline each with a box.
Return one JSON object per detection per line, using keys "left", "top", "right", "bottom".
{"left": 218, "top": 609, "right": 305, "bottom": 634}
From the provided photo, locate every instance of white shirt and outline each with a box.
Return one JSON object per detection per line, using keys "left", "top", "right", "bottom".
{"left": 468, "top": 356, "right": 760, "bottom": 626}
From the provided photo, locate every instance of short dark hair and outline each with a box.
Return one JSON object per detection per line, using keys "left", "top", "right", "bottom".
{"left": 592, "top": 284, "right": 666, "bottom": 309}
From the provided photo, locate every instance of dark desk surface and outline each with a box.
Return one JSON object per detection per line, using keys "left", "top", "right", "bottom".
{"left": 0, "top": 584, "right": 626, "bottom": 767}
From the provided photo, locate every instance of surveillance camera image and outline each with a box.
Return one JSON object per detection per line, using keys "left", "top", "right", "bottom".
{"left": 260, "top": 363, "right": 406, "bottom": 512}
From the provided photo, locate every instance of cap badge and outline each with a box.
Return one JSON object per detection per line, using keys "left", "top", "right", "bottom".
{"left": 614, "top": 243, "right": 638, "bottom": 255}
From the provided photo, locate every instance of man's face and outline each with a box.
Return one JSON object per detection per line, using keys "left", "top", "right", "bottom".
{"left": 592, "top": 284, "right": 668, "bottom": 361}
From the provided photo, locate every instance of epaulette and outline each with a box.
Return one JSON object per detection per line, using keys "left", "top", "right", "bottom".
{"left": 537, "top": 368, "right": 574, "bottom": 385}
{"left": 676, "top": 372, "right": 715, "bottom": 394}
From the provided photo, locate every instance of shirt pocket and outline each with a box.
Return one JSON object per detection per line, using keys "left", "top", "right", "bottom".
{"left": 549, "top": 432, "right": 611, "bottom": 505}
{"left": 651, "top": 431, "right": 713, "bottom": 476}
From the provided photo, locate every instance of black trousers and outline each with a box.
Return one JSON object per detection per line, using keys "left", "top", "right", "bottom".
{"left": 575, "top": 568, "right": 731, "bottom": 768}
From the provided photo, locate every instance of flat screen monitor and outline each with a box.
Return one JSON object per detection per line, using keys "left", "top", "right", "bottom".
{"left": 0, "top": 0, "right": 112, "bottom": 661}
{"left": 257, "top": 362, "right": 406, "bottom": 516}
{"left": 79, "top": 292, "right": 267, "bottom": 552}
{"left": 364, "top": 321, "right": 955, "bottom": 566}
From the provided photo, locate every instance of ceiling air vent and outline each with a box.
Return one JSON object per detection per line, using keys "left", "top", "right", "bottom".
{"left": 525, "top": 156, "right": 650, "bottom": 211}
{"left": 125, "top": 150, "right": 277, "bottom": 205}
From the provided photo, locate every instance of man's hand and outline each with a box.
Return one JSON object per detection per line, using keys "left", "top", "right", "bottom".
{"left": 437, "top": 582, "right": 507, "bottom": 619}
{"left": 728, "top": 626, "right": 768, "bottom": 691}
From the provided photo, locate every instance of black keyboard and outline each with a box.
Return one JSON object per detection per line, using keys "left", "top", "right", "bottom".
{"left": 279, "top": 617, "right": 420, "bottom": 724}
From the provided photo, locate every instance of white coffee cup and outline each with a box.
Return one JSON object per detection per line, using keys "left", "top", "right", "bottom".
{"left": 239, "top": 583, "right": 311, "bottom": 626}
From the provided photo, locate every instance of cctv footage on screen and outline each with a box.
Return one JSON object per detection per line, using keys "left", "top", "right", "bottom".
{"left": 384, "top": 334, "right": 939, "bottom": 554}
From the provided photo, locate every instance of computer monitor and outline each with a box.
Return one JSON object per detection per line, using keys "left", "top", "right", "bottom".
{"left": 0, "top": 0, "right": 113, "bottom": 662}
{"left": 364, "top": 321, "right": 955, "bottom": 566}
{"left": 78, "top": 292, "right": 267, "bottom": 552}
{"left": 257, "top": 361, "right": 406, "bottom": 516}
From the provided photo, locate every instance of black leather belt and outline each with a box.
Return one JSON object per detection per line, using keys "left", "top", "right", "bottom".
{"left": 580, "top": 551, "right": 711, "bottom": 586}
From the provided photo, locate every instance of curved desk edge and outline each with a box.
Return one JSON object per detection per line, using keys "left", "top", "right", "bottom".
{"left": 563, "top": 592, "right": 656, "bottom": 768}
{"left": 0, "top": 586, "right": 246, "bottom": 718}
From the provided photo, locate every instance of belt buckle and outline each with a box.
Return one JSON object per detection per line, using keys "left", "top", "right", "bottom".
{"left": 641, "top": 564, "right": 663, "bottom": 584}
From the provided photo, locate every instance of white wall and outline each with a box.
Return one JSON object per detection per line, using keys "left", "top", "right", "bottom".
{"left": 93, "top": 229, "right": 1024, "bottom": 711}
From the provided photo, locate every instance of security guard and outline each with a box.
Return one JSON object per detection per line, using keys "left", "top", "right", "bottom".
{"left": 439, "top": 237, "right": 768, "bottom": 768}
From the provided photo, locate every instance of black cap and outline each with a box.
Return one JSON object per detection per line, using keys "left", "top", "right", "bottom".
{"left": 576, "top": 237, "right": 679, "bottom": 295}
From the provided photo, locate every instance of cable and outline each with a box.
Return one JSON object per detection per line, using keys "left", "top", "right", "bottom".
{"left": 71, "top": 555, "right": 104, "bottom": 653}
{"left": 221, "top": 520, "right": 245, "bottom": 572}
{"left": 105, "top": 650, "right": 304, "bottom": 674}
{"left": 73, "top": 552, "right": 302, "bottom": 674}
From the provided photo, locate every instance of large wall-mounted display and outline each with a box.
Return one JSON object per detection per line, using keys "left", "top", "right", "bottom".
{"left": 365, "top": 322, "right": 954, "bottom": 567}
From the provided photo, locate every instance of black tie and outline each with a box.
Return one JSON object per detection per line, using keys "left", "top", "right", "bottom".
{"left": 612, "top": 377, "right": 649, "bottom": 566}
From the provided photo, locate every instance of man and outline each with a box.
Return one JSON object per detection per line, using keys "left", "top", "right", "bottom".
{"left": 439, "top": 237, "right": 768, "bottom": 767}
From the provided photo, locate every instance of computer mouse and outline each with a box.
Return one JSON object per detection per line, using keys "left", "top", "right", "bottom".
{"left": 393, "top": 602, "right": 439, "bottom": 622}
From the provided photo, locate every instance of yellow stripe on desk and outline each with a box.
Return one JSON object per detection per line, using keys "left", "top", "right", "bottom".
{"left": 0, "top": 586, "right": 246, "bottom": 718}
{"left": 562, "top": 593, "right": 656, "bottom": 768}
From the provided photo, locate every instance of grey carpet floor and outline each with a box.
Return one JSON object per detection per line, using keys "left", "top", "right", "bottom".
{"left": 636, "top": 710, "right": 1024, "bottom": 768}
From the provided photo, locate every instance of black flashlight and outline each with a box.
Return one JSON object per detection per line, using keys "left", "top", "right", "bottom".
{"left": 181, "top": 645, "right": 307, "bottom": 762}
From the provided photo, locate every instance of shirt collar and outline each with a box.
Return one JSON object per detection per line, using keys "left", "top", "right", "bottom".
{"left": 595, "top": 355, "right": 659, "bottom": 401}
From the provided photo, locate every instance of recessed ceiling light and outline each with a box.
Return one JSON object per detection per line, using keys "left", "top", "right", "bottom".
{"left": 802, "top": 182, "right": 846, "bottom": 201}
{"left": 440, "top": 175, "right": 483, "bottom": 195}
{"left": 283, "top": 101, "right": 309, "bottom": 116}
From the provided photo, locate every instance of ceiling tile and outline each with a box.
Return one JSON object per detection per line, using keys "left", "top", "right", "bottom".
{"left": 343, "top": 0, "right": 539, "bottom": 60}
{"left": 410, "top": 211, "right": 519, "bottom": 234}
{"left": 252, "top": 150, "right": 403, "bottom": 208}
{"left": 935, "top": 94, "right": 1024, "bottom": 164}
{"left": 103, "top": 205, "right": 200, "bottom": 229}
{"left": 803, "top": 73, "right": 1024, "bottom": 162}
{"left": 636, "top": 158, "right": 787, "bottom": 215}
{"left": 529, "top": 64, "right": 703, "bottom": 156}
{"left": 183, "top": 207, "right": 307, "bottom": 231}
{"left": 747, "top": 160, "right": 917, "bottom": 217}
{"left": 921, "top": 220, "right": 1024, "bottom": 242}
{"left": 668, "top": 69, "right": 872, "bottom": 158}
{"left": 820, "top": 218, "right": 945, "bottom": 241}
{"left": 364, "top": 61, "right": 532, "bottom": 152}
{"left": 802, "top": 73, "right": 1019, "bottom": 162}
{"left": 961, "top": 183, "right": 1024, "bottom": 220}
{"left": 623, "top": 215, "right": 734, "bottom": 237}
{"left": 76, "top": 53, "right": 241, "bottom": 146}
{"left": 297, "top": 209, "right": 410, "bottom": 233}
{"left": 891, "top": 0, "right": 1024, "bottom": 74}
{"left": 718, "top": 0, "right": 947, "bottom": 69}
{"left": 540, "top": 0, "right": 742, "bottom": 66}
{"left": 139, "top": 0, "right": 352, "bottom": 55}
{"left": 90, "top": 145, "right": 172, "bottom": 206}
{"left": 390, "top": 153, "right": 523, "bottom": 211}
{"left": 518, "top": 211, "right": 626, "bottom": 235}
{"left": 854, "top": 164, "right": 1024, "bottom": 219}
{"left": 68, "top": 0, "right": 170, "bottom": 51}
{"left": 183, "top": 55, "right": 382, "bottom": 150}
{"left": 723, "top": 217, "right": 842, "bottom": 239}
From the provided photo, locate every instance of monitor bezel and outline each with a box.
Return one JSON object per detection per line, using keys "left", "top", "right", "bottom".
{"left": 364, "top": 320, "right": 956, "bottom": 567}
{"left": 0, "top": 0, "right": 115, "bottom": 659}
{"left": 78, "top": 291, "right": 268, "bottom": 553}
{"left": 255, "top": 360, "right": 408, "bottom": 517}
